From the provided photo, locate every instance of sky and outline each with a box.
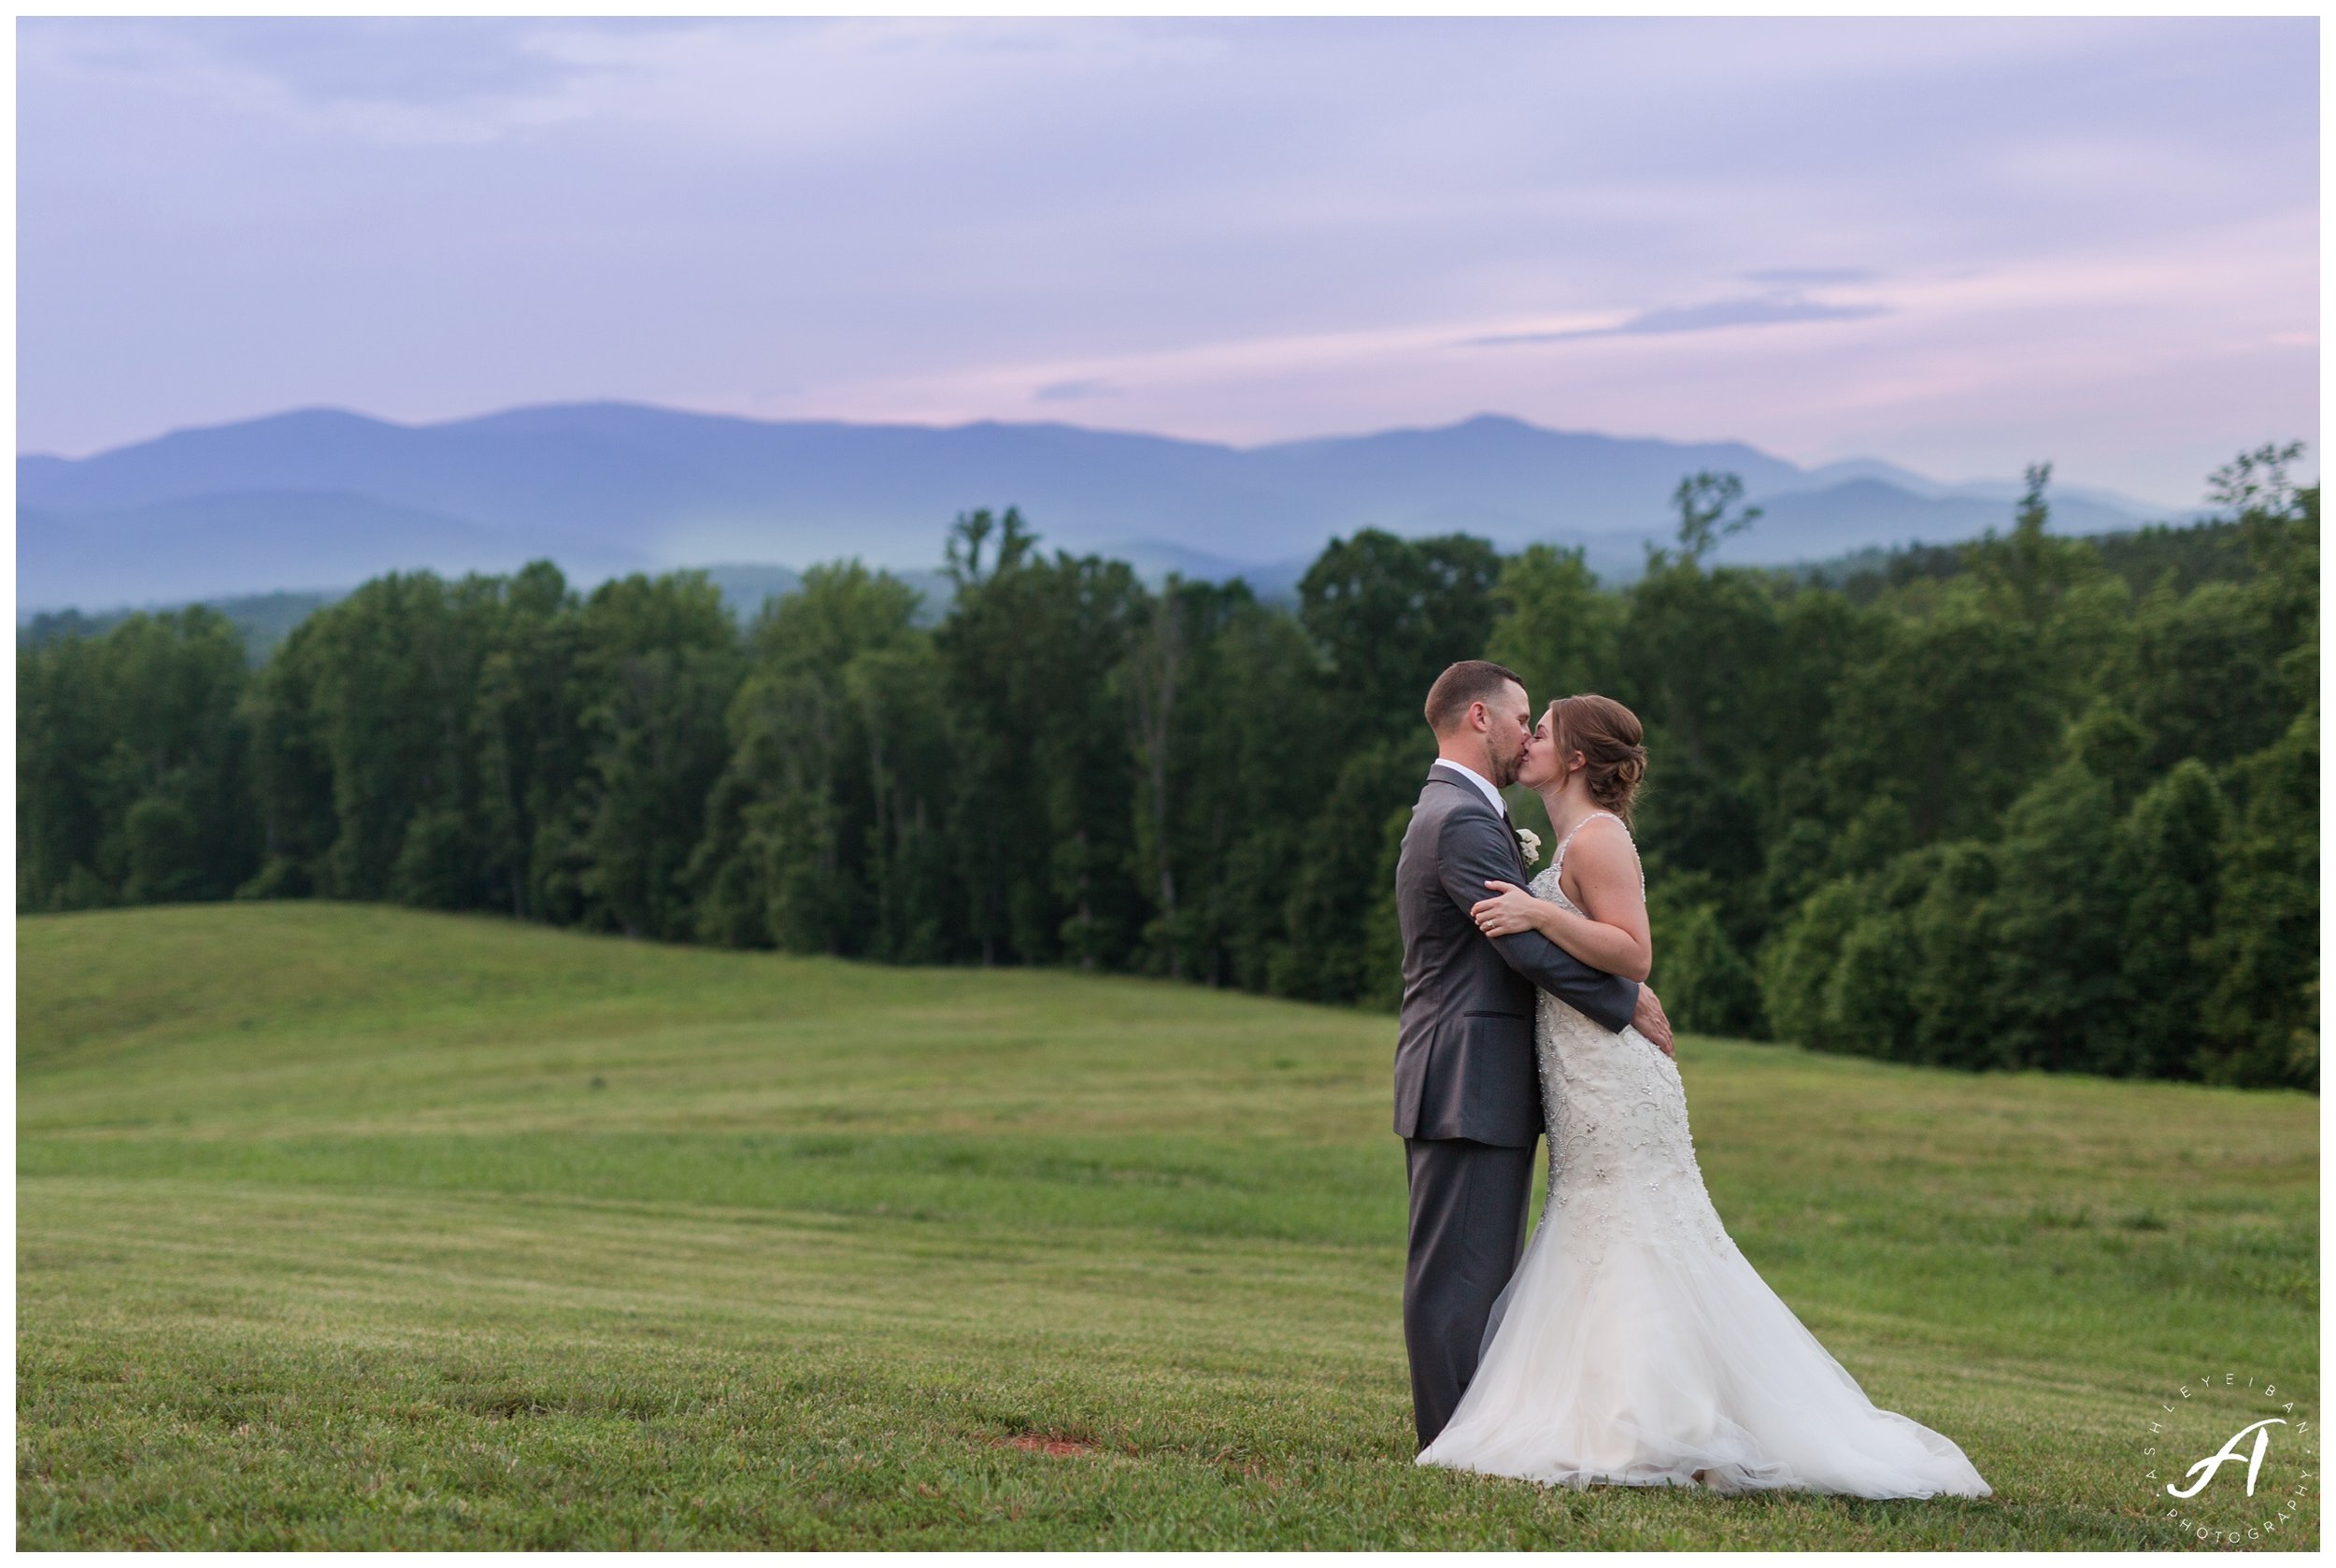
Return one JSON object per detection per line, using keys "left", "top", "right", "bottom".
{"left": 16, "top": 16, "right": 2319, "bottom": 507}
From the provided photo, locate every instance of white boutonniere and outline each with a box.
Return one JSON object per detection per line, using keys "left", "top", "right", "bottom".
{"left": 1516, "top": 828, "right": 1542, "bottom": 865}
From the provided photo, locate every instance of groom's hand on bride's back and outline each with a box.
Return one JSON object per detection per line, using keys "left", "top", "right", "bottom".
{"left": 1633, "top": 986, "right": 1674, "bottom": 1057}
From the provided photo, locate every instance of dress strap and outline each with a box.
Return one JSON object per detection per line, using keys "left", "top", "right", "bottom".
{"left": 1550, "top": 810, "right": 1623, "bottom": 873}
{"left": 1551, "top": 810, "right": 1645, "bottom": 895}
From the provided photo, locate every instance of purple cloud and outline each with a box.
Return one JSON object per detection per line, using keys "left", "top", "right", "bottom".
{"left": 1466, "top": 292, "right": 1890, "bottom": 347}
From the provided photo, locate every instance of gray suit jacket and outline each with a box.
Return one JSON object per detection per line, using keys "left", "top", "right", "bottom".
{"left": 1393, "top": 771, "right": 1642, "bottom": 1147}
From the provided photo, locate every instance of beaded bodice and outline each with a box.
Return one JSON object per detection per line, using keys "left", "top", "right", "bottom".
{"left": 1528, "top": 812, "right": 1738, "bottom": 1269}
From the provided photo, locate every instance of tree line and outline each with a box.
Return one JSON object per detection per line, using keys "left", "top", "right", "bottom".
{"left": 18, "top": 444, "right": 2317, "bottom": 1090}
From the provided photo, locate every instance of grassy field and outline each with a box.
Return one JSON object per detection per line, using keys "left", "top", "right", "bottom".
{"left": 17, "top": 902, "right": 2319, "bottom": 1549}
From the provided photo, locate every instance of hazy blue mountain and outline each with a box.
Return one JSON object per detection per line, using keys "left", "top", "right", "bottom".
{"left": 14, "top": 566, "right": 881, "bottom": 661}
{"left": 1711, "top": 478, "right": 2159, "bottom": 564}
{"left": 1100, "top": 539, "right": 1312, "bottom": 604}
{"left": 18, "top": 489, "right": 654, "bottom": 616}
{"left": 1790, "top": 454, "right": 2186, "bottom": 514}
{"left": 17, "top": 588, "right": 347, "bottom": 666}
{"left": 691, "top": 563, "right": 984, "bottom": 629}
{"left": 18, "top": 402, "right": 2197, "bottom": 615}
{"left": 691, "top": 563, "right": 804, "bottom": 627}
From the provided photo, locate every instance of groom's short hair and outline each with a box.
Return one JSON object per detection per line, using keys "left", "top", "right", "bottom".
{"left": 1425, "top": 660, "right": 1525, "bottom": 734}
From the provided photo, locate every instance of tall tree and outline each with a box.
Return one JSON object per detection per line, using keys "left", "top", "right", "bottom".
{"left": 463, "top": 562, "right": 585, "bottom": 919}
{"left": 567, "top": 571, "right": 744, "bottom": 940}
{"left": 1299, "top": 530, "right": 1503, "bottom": 741}
{"left": 689, "top": 562, "right": 929, "bottom": 956}
{"left": 18, "top": 606, "right": 257, "bottom": 909}
{"left": 936, "top": 509, "right": 1144, "bottom": 969}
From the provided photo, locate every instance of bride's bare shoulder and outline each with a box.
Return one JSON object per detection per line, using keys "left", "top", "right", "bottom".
{"left": 1562, "top": 816, "right": 1645, "bottom": 892}
{"left": 1567, "top": 813, "right": 1637, "bottom": 863}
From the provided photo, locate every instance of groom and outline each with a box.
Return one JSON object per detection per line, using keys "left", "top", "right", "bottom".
{"left": 1394, "top": 659, "right": 1674, "bottom": 1451}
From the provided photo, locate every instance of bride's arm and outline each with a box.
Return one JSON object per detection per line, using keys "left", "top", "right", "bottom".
{"left": 1472, "top": 829, "right": 1653, "bottom": 983}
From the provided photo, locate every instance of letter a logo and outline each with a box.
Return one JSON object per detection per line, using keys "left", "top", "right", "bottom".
{"left": 2166, "top": 1418, "right": 2286, "bottom": 1499}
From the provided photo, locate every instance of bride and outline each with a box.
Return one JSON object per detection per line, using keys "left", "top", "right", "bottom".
{"left": 1414, "top": 693, "right": 1991, "bottom": 1500}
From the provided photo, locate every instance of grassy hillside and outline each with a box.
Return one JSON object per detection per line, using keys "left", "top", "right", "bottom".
{"left": 18, "top": 904, "right": 2318, "bottom": 1548}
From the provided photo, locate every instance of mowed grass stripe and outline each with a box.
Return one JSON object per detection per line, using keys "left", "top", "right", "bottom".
{"left": 18, "top": 903, "right": 2317, "bottom": 1548}
{"left": 19, "top": 1178, "right": 1403, "bottom": 1366}
{"left": 21, "top": 1133, "right": 1409, "bottom": 1245}
{"left": 17, "top": 1177, "right": 2128, "bottom": 1550}
{"left": 19, "top": 1126, "right": 2313, "bottom": 1365}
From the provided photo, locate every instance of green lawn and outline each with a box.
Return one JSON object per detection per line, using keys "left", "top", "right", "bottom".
{"left": 17, "top": 902, "right": 2319, "bottom": 1548}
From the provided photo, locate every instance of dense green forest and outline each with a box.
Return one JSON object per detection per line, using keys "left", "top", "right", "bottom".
{"left": 18, "top": 445, "right": 2317, "bottom": 1090}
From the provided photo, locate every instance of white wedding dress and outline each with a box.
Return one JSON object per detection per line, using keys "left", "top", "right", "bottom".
{"left": 1416, "top": 812, "right": 1991, "bottom": 1499}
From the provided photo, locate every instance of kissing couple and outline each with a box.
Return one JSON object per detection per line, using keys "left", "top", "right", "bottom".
{"left": 1392, "top": 660, "right": 1991, "bottom": 1498}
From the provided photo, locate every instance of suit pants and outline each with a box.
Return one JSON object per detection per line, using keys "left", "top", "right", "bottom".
{"left": 1402, "top": 1135, "right": 1537, "bottom": 1452}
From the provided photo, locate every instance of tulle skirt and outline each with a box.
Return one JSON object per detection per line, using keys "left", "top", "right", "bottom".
{"left": 1415, "top": 1179, "right": 1993, "bottom": 1500}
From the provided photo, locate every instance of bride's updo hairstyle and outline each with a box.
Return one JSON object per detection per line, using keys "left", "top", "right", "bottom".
{"left": 1546, "top": 694, "right": 1648, "bottom": 827}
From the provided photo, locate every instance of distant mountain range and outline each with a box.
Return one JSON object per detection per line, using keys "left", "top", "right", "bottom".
{"left": 16, "top": 402, "right": 2203, "bottom": 617}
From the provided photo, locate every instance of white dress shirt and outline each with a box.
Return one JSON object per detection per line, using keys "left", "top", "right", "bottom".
{"left": 1432, "top": 758, "right": 1510, "bottom": 819}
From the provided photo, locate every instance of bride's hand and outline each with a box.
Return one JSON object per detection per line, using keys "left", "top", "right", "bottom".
{"left": 1472, "top": 880, "right": 1540, "bottom": 938}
